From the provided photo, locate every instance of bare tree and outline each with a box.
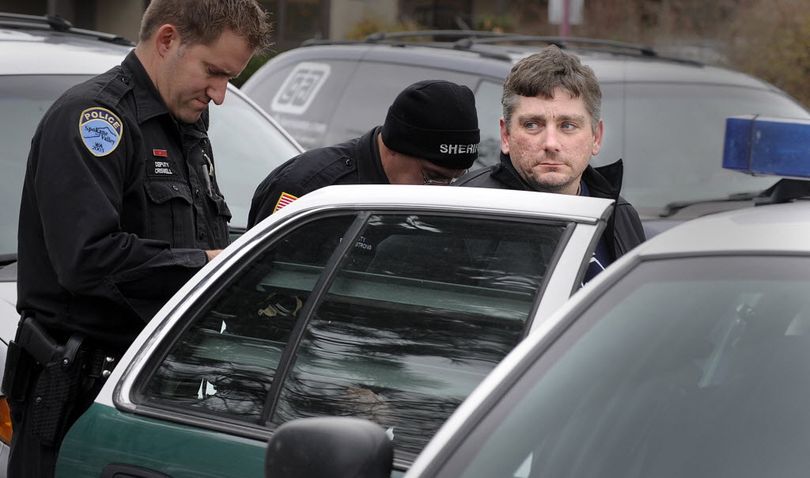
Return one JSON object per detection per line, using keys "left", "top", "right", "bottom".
{"left": 725, "top": 0, "right": 810, "bottom": 108}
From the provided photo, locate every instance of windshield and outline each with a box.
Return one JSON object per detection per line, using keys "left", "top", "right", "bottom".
{"left": 208, "top": 91, "right": 301, "bottom": 228}
{"left": 592, "top": 84, "right": 810, "bottom": 216}
{"left": 0, "top": 76, "right": 300, "bottom": 258}
{"left": 0, "top": 75, "right": 83, "bottom": 257}
{"left": 442, "top": 255, "right": 810, "bottom": 478}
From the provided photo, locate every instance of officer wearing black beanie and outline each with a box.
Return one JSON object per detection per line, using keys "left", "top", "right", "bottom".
{"left": 248, "top": 80, "right": 480, "bottom": 227}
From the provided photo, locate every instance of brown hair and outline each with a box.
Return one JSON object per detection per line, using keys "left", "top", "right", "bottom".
{"left": 502, "top": 46, "right": 601, "bottom": 132}
{"left": 139, "top": 0, "right": 272, "bottom": 53}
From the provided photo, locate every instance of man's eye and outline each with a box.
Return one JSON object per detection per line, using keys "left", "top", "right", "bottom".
{"left": 561, "top": 122, "right": 577, "bottom": 130}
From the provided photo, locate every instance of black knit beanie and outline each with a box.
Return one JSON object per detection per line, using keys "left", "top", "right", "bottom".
{"left": 381, "top": 80, "right": 480, "bottom": 169}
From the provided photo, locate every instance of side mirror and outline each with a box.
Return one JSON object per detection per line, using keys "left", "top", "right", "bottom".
{"left": 265, "top": 417, "right": 393, "bottom": 478}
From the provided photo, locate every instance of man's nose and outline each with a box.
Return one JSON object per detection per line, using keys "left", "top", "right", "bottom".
{"left": 207, "top": 78, "right": 229, "bottom": 105}
{"left": 542, "top": 126, "right": 562, "bottom": 151}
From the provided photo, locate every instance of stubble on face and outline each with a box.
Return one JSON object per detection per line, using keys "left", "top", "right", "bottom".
{"left": 160, "top": 29, "right": 253, "bottom": 124}
{"left": 501, "top": 89, "right": 602, "bottom": 195}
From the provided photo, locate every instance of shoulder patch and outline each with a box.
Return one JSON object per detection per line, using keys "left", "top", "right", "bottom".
{"left": 274, "top": 192, "right": 299, "bottom": 213}
{"left": 78, "top": 107, "right": 123, "bottom": 157}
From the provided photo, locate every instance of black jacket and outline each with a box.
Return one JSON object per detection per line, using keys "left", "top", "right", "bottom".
{"left": 17, "top": 51, "right": 231, "bottom": 348}
{"left": 455, "top": 153, "right": 645, "bottom": 261}
{"left": 248, "top": 127, "right": 388, "bottom": 227}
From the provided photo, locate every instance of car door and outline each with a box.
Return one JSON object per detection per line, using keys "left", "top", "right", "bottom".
{"left": 56, "top": 185, "right": 612, "bottom": 478}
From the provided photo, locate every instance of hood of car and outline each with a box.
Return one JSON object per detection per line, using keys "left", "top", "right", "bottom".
{"left": 634, "top": 201, "right": 810, "bottom": 258}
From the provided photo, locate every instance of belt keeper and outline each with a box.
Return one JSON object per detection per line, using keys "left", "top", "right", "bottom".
{"left": 87, "top": 349, "right": 117, "bottom": 379}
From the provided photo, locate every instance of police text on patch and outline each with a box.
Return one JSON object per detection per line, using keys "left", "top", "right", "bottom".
{"left": 79, "top": 107, "right": 123, "bottom": 157}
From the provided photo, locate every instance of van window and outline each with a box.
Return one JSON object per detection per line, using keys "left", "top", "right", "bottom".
{"left": 249, "top": 60, "right": 358, "bottom": 150}
{"left": 327, "top": 62, "right": 479, "bottom": 148}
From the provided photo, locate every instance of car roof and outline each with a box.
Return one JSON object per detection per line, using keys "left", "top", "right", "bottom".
{"left": 261, "top": 33, "right": 777, "bottom": 91}
{"left": 248, "top": 183, "right": 614, "bottom": 233}
{"left": 0, "top": 13, "right": 133, "bottom": 75}
{"left": 632, "top": 200, "right": 810, "bottom": 257}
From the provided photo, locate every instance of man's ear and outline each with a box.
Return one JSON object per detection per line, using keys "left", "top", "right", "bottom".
{"left": 499, "top": 117, "right": 510, "bottom": 155}
{"left": 591, "top": 119, "right": 604, "bottom": 156}
{"left": 153, "top": 24, "right": 180, "bottom": 57}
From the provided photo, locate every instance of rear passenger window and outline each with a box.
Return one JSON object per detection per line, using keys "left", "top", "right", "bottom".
{"left": 270, "top": 214, "right": 567, "bottom": 459}
{"left": 139, "top": 214, "right": 356, "bottom": 422}
{"left": 137, "top": 211, "right": 568, "bottom": 458}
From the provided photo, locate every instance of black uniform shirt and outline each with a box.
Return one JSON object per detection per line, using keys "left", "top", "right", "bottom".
{"left": 17, "top": 51, "right": 232, "bottom": 348}
{"left": 247, "top": 127, "right": 388, "bottom": 227}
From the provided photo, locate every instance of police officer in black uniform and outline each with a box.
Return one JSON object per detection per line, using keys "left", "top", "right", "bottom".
{"left": 247, "top": 80, "right": 481, "bottom": 226}
{"left": 4, "top": 2, "right": 272, "bottom": 476}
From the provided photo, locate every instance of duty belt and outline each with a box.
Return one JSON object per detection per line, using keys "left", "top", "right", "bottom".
{"left": 14, "top": 316, "right": 118, "bottom": 379}
{"left": 15, "top": 316, "right": 82, "bottom": 368}
{"left": 85, "top": 347, "right": 118, "bottom": 379}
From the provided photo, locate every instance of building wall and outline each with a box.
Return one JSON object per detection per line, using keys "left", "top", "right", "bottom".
{"left": 329, "top": 0, "right": 396, "bottom": 40}
{"left": 95, "top": 0, "right": 144, "bottom": 42}
{"left": 1, "top": 0, "right": 47, "bottom": 15}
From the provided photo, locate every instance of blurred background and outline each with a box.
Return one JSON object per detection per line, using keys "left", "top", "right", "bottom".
{"left": 0, "top": 0, "right": 806, "bottom": 107}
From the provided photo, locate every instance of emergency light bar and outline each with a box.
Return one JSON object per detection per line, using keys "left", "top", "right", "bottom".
{"left": 723, "top": 115, "right": 810, "bottom": 179}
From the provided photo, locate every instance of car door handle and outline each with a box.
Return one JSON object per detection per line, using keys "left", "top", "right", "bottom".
{"left": 101, "top": 463, "right": 172, "bottom": 478}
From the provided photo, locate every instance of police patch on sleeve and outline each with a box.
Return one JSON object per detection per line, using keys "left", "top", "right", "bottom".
{"left": 78, "top": 107, "right": 123, "bottom": 157}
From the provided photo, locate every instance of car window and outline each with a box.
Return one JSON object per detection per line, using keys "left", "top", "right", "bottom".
{"left": 136, "top": 210, "right": 568, "bottom": 453}
{"left": 590, "top": 83, "right": 624, "bottom": 170}
{"left": 473, "top": 80, "right": 505, "bottom": 168}
{"left": 326, "top": 62, "right": 481, "bottom": 149}
{"left": 270, "top": 213, "right": 567, "bottom": 459}
{"left": 613, "top": 84, "right": 809, "bottom": 214}
{"left": 138, "top": 214, "right": 356, "bottom": 422}
{"left": 0, "top": 75, "right": 93, "bottom": 257}
{"left": 246, "top": 60, "right": 358, "bottom": 150}
{"left": 208, "top": 92, "right": 301, "bottom": 229}
{"left": 439, "top": 255, "right": 810, "bottom": 478}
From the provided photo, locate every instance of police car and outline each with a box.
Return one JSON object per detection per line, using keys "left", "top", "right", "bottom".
{"left": 0, "top": 12, "right": 302, "bottom": 471}
{"left": 261, "top": 116, "right": 810, "bottom": 478}
{"left": 55, "top": 183, "right": 616, "bottom": 476}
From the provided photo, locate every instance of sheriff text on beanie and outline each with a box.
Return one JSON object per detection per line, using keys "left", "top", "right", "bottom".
{"left": 381, "top": 80, "right": 480, "bottom": 169}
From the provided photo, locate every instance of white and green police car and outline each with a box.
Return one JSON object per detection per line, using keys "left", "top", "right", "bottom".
{"left": 56, "top": 184, "right": 616, "bottom": 477}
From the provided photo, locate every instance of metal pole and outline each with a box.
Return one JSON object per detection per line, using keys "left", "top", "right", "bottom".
{"left": 560, "top": 0, "right": 570, "bottom": 37}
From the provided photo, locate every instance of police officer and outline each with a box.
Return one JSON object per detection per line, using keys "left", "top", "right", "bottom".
{"left": 247, "top": 79, "right": 481, "bottom": 226}
{"left": 5, "top": 1, "right": 272, "bottom": 476}
{"left": 454, "top": 46, "right": 645, "bottom": 284}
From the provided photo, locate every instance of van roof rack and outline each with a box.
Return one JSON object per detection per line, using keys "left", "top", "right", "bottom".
{"left": 301, "top": 30, "right": 700, "bottom": 65}
{"left": 0, "top": 12, "right": 133, "bottom": 46}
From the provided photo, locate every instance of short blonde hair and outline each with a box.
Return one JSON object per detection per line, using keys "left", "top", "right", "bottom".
{"left": 139, "top": 0, "right": 273, "bottom": 53}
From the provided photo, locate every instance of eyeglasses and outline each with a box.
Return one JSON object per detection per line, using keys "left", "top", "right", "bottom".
{"left": 422, "top": 168, "right": 468, "bottom": 185}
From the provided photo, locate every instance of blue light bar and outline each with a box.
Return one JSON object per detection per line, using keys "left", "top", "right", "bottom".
{"left": 723, "top": 115, "right": 810, "bottom": 179}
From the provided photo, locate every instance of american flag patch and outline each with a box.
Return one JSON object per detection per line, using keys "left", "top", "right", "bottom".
{"left": 273, "top": 192, "right": 299, "bottom": 212}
